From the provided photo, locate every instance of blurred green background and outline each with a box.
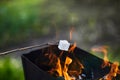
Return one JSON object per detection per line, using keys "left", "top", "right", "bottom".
{"left": 0, "top": 0, "right": 120, "bottom": 80}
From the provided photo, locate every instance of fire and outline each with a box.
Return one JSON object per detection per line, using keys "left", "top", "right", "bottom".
{"left": 59, "top": 51, "right": 64, "bottom": 57}
{"left": 69, "top": 27, "right": 74, "bottom": 41}
{"left": 47, "top": 27, "right": 84, "bottom": 79}
{"left": 44, "top": 27, "right": 120, "bottom": 80}
{"left": 45, "top": 40, "right": 84, "bottom": 80}
{"left": 45, "top": 52, "right": 57, "bottom": 65}
{"left": 69, "top": 42, "right": 77, "bottom": 53}
{"left": 92, "top": 46, "right": 120, "bottom": 80}
{"left": 99, "top": 62, "right": 120, "bottom": 80}
{"left": 91, "top": 46, "right": 110, "bottom": 68}
{"left": 56, "top": 58, "right": 62, "bottom": 76}
{"left": 63, "top": 57, "right": 74, "bottom": 80}
{"left": 108, "top": 62, "right": 119, "bottom": 78}
{"left": 45, "top": 43, "right": 120, "bottom": 80}
{"left": 47, "top": 50, "right": 82, "bottom": 80}
{"left": 69, "top": 27, "right": 76, "bottom": 53}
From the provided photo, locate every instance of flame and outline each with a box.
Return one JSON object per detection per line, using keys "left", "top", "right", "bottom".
{"left": 63, "top": 56, "right": 75, "bottom": 80}
{"left": 46, "top": 46, "right": 82, "bottom": 80}
{"left": 56, "top": 56, "right": 76, "bottom": 80}
{"left": 68, "top": 58, "right": 84, "bottom": 77}
{"left": 76, "top": 58, "right": 84, "bottom": 69}
{"left": 47, "top": 54, "right": 63, "bottom": 77}
{"left": 92, "top": 46, "right": 120, "bottom": 80}
{"left": 45, "top": 52, "right": 57, "bottom": 65}
{"left": 70, "top": 27, "right": 74, "bottom": 40}
{"left": 102, "top": 62, "right": 120, "bottom": 80}
{"left": 45, "top": 35, "right": 84, "bottom": 80}
{"left": 69, "top": 27, "right": 76, "bottom": 53}
{"left": 56, "top": 58, "right": 62, "bottom": 76}
{"left": 59, "top": 51, "right": 64, "bottom": 57}
{"left": 69, "top": 42, "right": 77, "bottom": 53}
{"left": 91, "top": 46, "right": 110, "bottom": 68}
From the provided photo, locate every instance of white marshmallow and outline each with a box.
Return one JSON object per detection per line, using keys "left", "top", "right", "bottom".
{"left": 58, "top": 40, "right": 70, "bottom": 51}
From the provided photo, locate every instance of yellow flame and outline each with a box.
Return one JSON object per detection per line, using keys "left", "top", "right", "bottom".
{"left": 56, "top": 58, "right": 62, "bottom": 76}
{"left": 46, "top": 39, "right": 84, "bottom": 80}
{"left": 63, "top": 57, "right": 74, "bottom": 80}
{"left": 105, "top": 62, "right": 119, "bottom": 80}
{"left": 69, "top": 42, "right": 76, "bottom": 53}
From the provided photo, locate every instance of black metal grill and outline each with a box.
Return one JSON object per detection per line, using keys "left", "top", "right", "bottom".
{"left": 21, "top": 44, "right": 120, "bottom": 80}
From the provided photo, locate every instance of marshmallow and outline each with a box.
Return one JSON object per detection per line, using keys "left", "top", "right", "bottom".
{"left": 58, "top": 40, "right": 70, "bottom": 51}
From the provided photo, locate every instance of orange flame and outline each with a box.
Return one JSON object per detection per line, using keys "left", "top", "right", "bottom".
{"left": 92, "top": 46, "right": 120, "bottom": 80}
{"left": 69, "top": 27, "right": 76, "bottom": 53}
{"left": 70, "top": 27, "right": 74, "bottom": 41}
{"left": 55, "top": 56, "right": 76, "bottom": 80}
{"left": 45, "top": 52, "right": 57, "bottom": 65}
{"left": 69, "top": 42, "right": 77, "bottom": 53}
{"left": 68, "top": 58, "right": 84, "bottom": 77}
{"left": 91, "top": 46, "right": 110, "bottom": 68}
{"left": 56, "top": 58, "right": 62, "bottom": 76}
{"left": 45, "top": 37, "right": 84, "bottom": 80}
{"left": 63, "top": 56, "right": 75, "bottom": 80}
{"left": 103, "top": 62, "right": 120, "bottom": 80}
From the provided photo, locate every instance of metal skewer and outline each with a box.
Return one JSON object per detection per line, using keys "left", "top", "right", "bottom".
{"left": 0, "top": 41, "right": 59, "bottom": 56}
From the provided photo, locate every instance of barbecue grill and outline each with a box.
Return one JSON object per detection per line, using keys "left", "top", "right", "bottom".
{"left": 21, "top": 43, "right": 120, "bottom": 80}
